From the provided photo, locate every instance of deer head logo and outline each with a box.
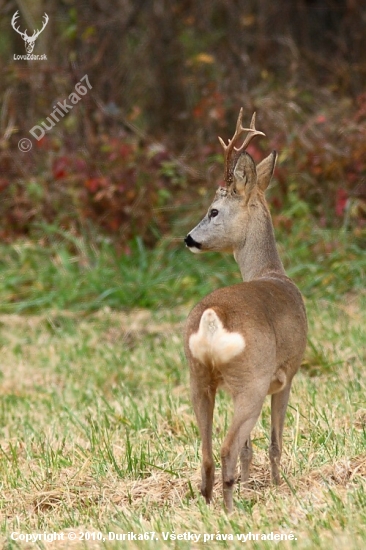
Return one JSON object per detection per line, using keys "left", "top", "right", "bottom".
{"left": 11, "top": 10, "right": 49, "bottom": 54}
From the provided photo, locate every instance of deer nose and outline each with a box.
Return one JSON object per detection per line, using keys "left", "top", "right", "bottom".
{"left": 184, "top": 234, "right": 201, "bottom": 249}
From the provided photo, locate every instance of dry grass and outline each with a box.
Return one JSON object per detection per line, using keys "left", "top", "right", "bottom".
{"left": 0, "top": 295, "right": 365, "bottom": 549}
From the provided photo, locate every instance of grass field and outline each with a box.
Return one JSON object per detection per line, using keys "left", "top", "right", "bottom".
{"left": 0, "top": 223, "right": 365, "bottom": 549}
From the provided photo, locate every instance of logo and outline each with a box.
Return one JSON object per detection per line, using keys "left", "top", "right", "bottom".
{"left": 11, "top": 10, "right": 48, "bottom": 55}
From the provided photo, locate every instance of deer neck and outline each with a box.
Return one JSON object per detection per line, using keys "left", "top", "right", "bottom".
{"left": 234, "top": 208, "right": 286, "bottom": 282}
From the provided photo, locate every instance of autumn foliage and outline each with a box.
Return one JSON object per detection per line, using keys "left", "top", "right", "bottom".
{"left": 0, "top": 1, "right": 365, "bottom": 244}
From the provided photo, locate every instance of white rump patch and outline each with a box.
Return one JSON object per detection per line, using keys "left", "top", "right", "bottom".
{"left": 189, "top": 308, "right": 245, "bottom": 366}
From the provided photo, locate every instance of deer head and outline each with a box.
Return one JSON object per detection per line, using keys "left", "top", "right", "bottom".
{"left": 185, "top": 109, "right": 277, "bottom": 260}
{"left": 11, "top": 10, "right": 49, "bottom": 54}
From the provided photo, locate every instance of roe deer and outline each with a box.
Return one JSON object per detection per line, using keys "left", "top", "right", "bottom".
{"left": 184, "top": 109, "right": 307, "bottom": 512}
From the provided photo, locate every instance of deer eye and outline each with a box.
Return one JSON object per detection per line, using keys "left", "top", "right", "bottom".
{"left": 210, "top": 209, "right": 219, "bottom": 218}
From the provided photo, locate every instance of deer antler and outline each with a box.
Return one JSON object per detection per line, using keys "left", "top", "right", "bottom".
{"left": 11, "top": 11, "right": 49, "bottom": 42}
{"left": 32, "top": 13, "right": 49, "bottom": 41}
{"left": 11, "top": 11, "right": 27, "bottom": 39}
{"left": 218, "top": 109, "right": 265, "bottom": 187}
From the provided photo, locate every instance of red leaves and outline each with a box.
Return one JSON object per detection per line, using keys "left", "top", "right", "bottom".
{"left": 107, "top": 217, "right": 121, "bottom": 232}
{"left": 272, "top": 99, "right": 366, "bottom": 224}
{"left": 193, "top": 90, "right": 225, "bottom": 123}
{"left": 246, "top": 144, "right": 262, "bottom": 163}
{"left": 107, "top": 142, "right": 134, "bottom": 162}
{"left": 315, "top": 115, "right": 326, "bottom": 124}
{"left": 52, "top": 156, "right": 68, "bottom": 180}
{"left": 336, "top": 189, "right": 348, "bottom": 216}
{"left": 5, "top": 96, "right": 366, "bottom": 244}
{"left": 67, "top": 135, "right": 186, "bottom": 241}
{"left": 84, "top": 178, "right": 101, "bottom": 193}
{"left": 52, "top": 156, "right": 87, "bottom": 181}
{"left": 0, "top": 178, "right": 9, "bottom": 192}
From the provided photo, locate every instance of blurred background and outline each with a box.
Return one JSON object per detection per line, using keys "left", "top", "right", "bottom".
{"left": 0, "top": 0, "right": 365, "bottom": 310}
{"left": 1, "top": 4, "right": 365, "bottom": 538}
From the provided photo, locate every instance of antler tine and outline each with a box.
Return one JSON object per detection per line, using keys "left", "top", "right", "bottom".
{"left": 234, "top": 112, "right": 266, "bottom": 153}
{"left": 11, "top": 10, "right": 19, "bottom": 26}
{"left": 218, "top": 107, "right": 244, "bottom": 157}
{"left": 218, "top": 108, "right": 246, "bottom": 185}
{"left": 33, "top": 13, "right": 49, "bottom": 39}
{"left": 11, "top": 11, "right": 26, "bottom": 37}
{"left": 218, "top": 109, "right": 265, "bottom": 187}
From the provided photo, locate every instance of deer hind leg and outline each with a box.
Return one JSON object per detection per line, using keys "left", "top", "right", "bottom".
{"left": 270, "top": 382, "right": 292, "bottom": 485}
{"left": 221, "top": 387, "right": 267, "bottom": 513}
{"left": 240, "top": 436, "right": 253, "bottom": 485}
{"left": 190, "top": 367, "right": 217, "bottom": 503}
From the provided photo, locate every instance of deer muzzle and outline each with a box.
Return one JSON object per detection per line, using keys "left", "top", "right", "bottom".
{"left": 184, "top": 234, "right": 202, "bottom": 253}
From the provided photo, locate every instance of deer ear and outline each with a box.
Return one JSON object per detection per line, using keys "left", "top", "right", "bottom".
{"left": 232, "top": 152, "right": 257, "bottom": 197}
{"left": 256, "top": 150, "right": 277, "bottom": 192}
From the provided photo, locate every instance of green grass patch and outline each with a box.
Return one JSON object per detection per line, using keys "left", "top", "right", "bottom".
{"left": 0, "top": 297, "right": 365, "bottom": 548}
{"left": 0, "top": 220, "right": 365, "bottom": 548}
{"left": 0, "top": 221, "right": 364, "bottom": 313}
